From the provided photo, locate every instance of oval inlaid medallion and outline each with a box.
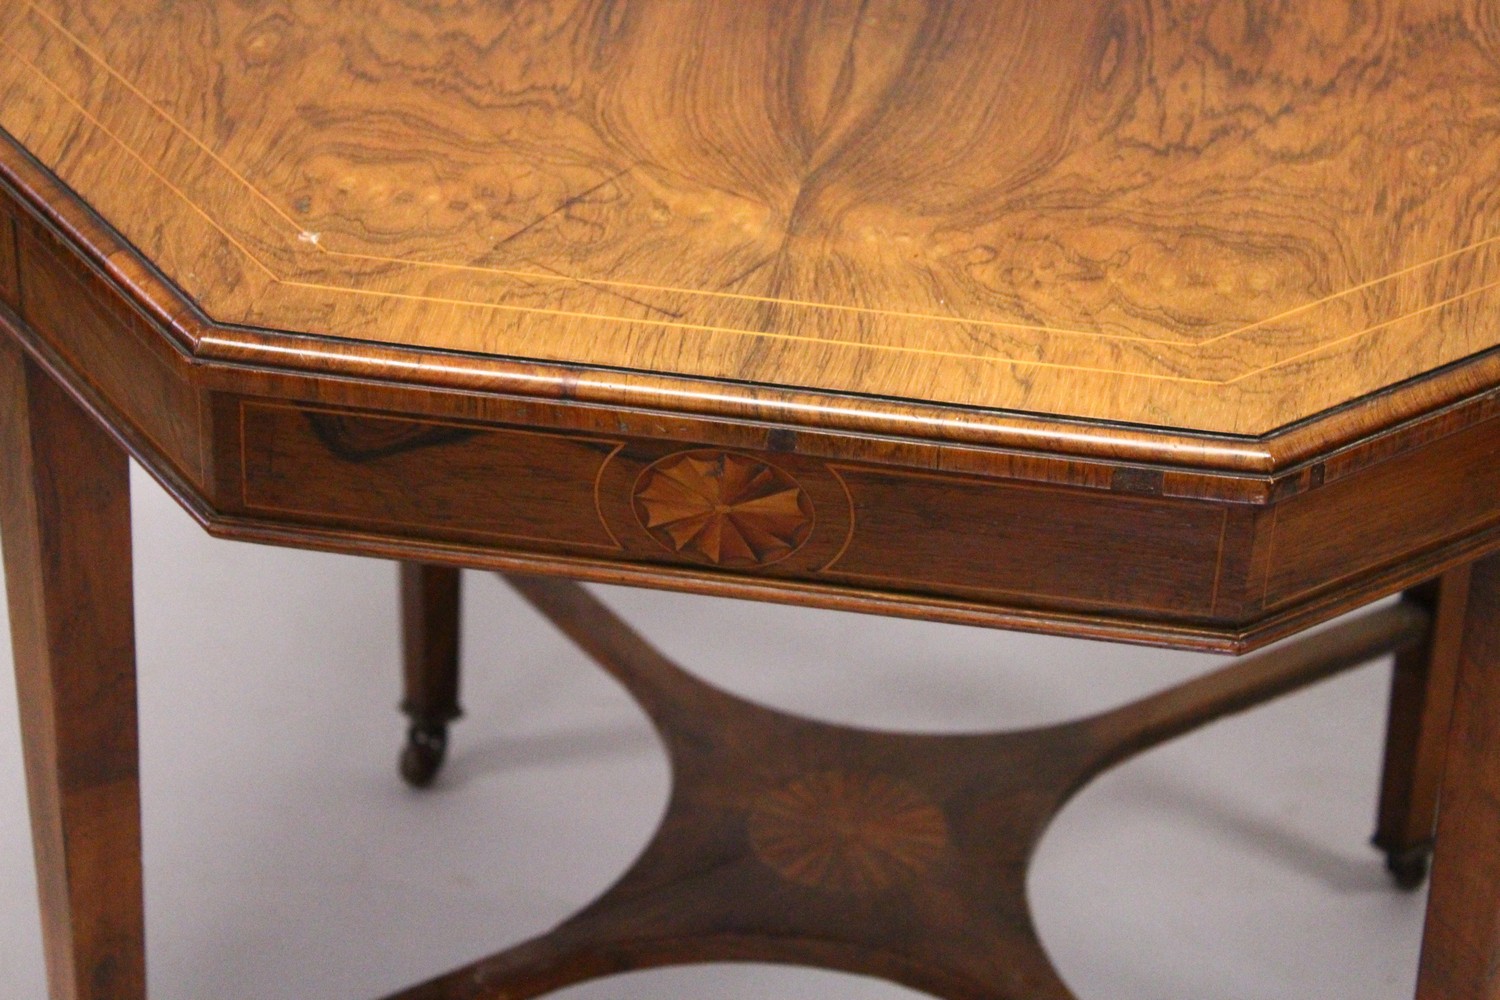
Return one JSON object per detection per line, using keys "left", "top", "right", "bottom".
{"left": 747, "top": 771, "right": 949, "bottom": 893}
{"left": 632, "top": 450, "right": 814, "bottom": 568}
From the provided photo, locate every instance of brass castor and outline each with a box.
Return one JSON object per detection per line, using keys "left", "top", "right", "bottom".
{"left": 399, "top": 722, "right": 449, "bottom": 788}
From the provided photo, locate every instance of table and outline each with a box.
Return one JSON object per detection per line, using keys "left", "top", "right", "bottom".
{"left": 1, "top": 2, "right": 1498, "bottom": 997}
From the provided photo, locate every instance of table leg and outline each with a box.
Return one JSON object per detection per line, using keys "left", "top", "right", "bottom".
{"left": 1374, "top": 568, "right": 1470, "bottom": 888}
{"left": 399, "top": 563, "right": 462, "bottom": 788}
{"left": 0, "top": 340, "right": 145, "bottom": 1000}
{"left": 1416, "top": 552, "right": 1500, "bottom": 1000}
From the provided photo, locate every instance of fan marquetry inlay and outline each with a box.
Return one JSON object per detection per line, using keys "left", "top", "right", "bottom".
{"left": 632, "top": 451, "right": 814, "bottom": 568}
{"left": 747, "top": 771, "right": 949, "bottom": 893}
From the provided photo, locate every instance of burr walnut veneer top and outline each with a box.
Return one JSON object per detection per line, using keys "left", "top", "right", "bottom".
{"left": 2, "top": 0, "right": 1499, "bottom": 437}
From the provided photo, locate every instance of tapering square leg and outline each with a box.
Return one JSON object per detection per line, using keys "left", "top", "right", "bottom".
{"left": 1416, "top": 552, "right": 1500, "bottom": 1000}
{"left": 1374, "top": 568, "right": 1470, "bottom": 888}
{"left": 0, "top": 340, "right": 144, "bottom": 1000}
{"left": 399, "top": 563, "right": 462, "bottom": 787}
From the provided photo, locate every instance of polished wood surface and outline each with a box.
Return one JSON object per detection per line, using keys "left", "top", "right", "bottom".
{"left": 0, "top": 197, "right": 18, "bottom": 308}
{"left": 2, "top": 0, "right": 1500, "bottom": 436}
{"left": 0, "top": 0, "right": 1496, "bottom": 649}
{"left": 3, "top": 4, "right": 1500, "bottom": 999}
{"left": 399, "top": 563, "right": 463, "bottom": 789}
{"left": 229, "top": 399, "right": 1239, "bottom": 637}
{"left": 0, "top": 339, "right": 145, "bottom": 1000}
{"left": 1373, "top": 569, "right": 1471, "bottom": 888}
{"left": 1418, "top": 553, "right": 1500, "bottom": 1000}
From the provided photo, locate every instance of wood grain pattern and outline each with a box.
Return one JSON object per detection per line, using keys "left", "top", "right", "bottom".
{"left": 398, "top": 563, "right": 463, "bottom": 789}
{"left": 1, "top": 116, "right": 1497, "bottom": 494}
{"left": 0, "top": 338, "right": 145, "bottom": 1000}
{"left": 2, "top": 0, "right": 1498, "bottom": 435}
{"left": 5, "top": 261, "right": 1497, "bottom": 655}
{"left": 1417, "top": 553, "right": 1500, "bottom": 999}
{"left": 229, "top": 400, "right": 1249, "bottom": 627}
{"left": 824, "top": 465, "right": 1227, "bottom": 616}
{"left": 0, "top": 199, "right": 18, "bottom": 310}
{"left": 12, "top": 209, "right": 209, "bottom": 490}
{"left": 3, "top": 6, "right": 1500, "bottom": 999}
{"left": 238, "top": 402, "right": 624, "bottom": 552}
{"left": 1263, "top": 415, "right": 1500, "bottom": 609}
{"left": 632, "top": 451, "right": 815, "bottom": 568}
{"left": 745, "top": 771, "right": 950, "bottom": 894}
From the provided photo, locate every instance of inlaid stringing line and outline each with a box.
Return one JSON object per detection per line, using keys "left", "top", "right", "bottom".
{"left": 1, "top": 46, "right": 1227, "bottom": 384}
{"left": 0, "top": 36, "right": 278, "bottom": 281}
{"left": 0, "top": 54, "right": 1227, "bottom": 383}
{"left": 1224, "top": 274, "right": 1500, "bottom": 384}
{"left": 27, "top": 0, "right": 1500, "bottom": 352}
{"left": 20, "top": 0, "right": 1140, "bottom": 346}
{"left": 271, "top": 278, "right": 1224, "bottom": 385}
{"left": 12, "top": 0, "right": 1498, "bottom": 385}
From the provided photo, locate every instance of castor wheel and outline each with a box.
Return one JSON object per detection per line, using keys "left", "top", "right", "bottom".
{"left": 400, "top": 722, "right": 450, "bottom": 788}
{"left": 1384, "top": 843, "right": 1433, "bottom": 891}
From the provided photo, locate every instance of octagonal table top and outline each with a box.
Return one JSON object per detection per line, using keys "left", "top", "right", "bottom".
{"left": 2, "top": 0, "right": 1499, "bottom": 449}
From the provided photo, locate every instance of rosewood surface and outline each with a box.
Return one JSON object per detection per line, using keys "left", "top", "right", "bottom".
{"left": 0, "top": 339, "right": 144, "bottom": 999}
{"left": 4, "top": 2, "right": 1500, "bottom": 437}
{"left": 1373, "top": 569, "right": 1472, "bottom": 888}
{"left": 1418, "top": 554, "right": 1500, "bottom": 999}
{"left": 398, "top": 562, "right": 464, "bottom": 789}
{"left": 2, "top": 1, "right": 1500, "bottom": 999}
